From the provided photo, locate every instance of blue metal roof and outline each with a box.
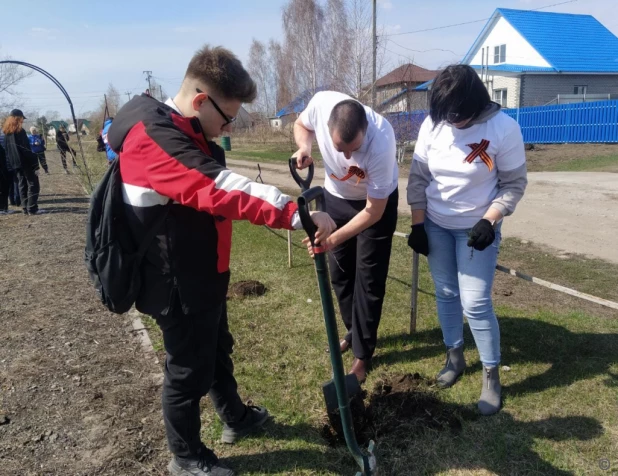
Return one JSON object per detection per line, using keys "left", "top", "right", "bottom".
{"left": 463, "top": 8, "right": 618, "bottom": 73}
{"left": 469, "top": 64, "right": 556, "bottom": 73}
{"left": 275, "top": 87, "right": 327, "bottom": 118}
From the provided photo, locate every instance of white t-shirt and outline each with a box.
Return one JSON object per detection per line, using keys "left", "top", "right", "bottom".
{"left": 413, "top": 112, "right": 525, "bottom": 229}
{"left": 299, "top": 91, "right": 398, "bottom": 200}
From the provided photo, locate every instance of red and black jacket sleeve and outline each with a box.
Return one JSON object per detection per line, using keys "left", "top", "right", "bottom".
{"left": 120, "top": 115, "right": 299, "bottom": 230}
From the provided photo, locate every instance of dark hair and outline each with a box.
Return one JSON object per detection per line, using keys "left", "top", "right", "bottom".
{"left": 328, "top": 100, "right": 368, "bottom": 143}
{"left": 185, "top": 45, "right": 257, "bottom": 103}
{"left": 429, "top": 64, "right": 490, "bottom": 125}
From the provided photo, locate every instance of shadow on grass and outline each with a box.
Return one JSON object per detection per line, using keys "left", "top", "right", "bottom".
{"left": 374, "top": 317, "right": 618, "bottom": 398}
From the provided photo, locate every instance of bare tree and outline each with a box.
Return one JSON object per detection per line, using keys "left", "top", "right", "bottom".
{"left": 323, "top": 0, "right": 352, "bottom": 93}
{"left": 247, "top": 39, "right": 275, "bottom": 116}
{"left": 0, "top": 54, "right": 33, "bottom": 111}
{"left": 282, "top": 0, "right": 325, "bottom": 94}
{"left": 270, "top": 40, "right": 294, "bottom": 113}
{"left": 347, "top": 0, "right": 373, "bottom": 99}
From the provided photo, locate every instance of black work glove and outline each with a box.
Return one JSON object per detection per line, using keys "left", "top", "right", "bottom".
{"left": 408, "top": 223, "right": 429, "bottom": 256}
{"left": 467, "top": 219, "right": 496, "bottom": 251}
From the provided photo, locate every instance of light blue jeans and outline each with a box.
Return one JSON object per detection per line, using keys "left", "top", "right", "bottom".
{"left": 425, "top": 218, "right": 501, "bottom": 367}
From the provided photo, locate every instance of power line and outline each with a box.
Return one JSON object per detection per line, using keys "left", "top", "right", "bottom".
{"left": 387, "top": 38, "right": 464, "bottom": 57}
{"left": 384, "top": 0, "right": 579, "bottom": 37}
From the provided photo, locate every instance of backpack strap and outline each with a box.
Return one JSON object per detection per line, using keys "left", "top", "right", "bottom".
{"left": 135, "top": 200, "right": 173, "bottom": 262}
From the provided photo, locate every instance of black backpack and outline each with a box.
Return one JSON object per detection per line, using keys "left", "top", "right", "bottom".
{"left": 84, "top": 159, "right": 171, "bottom": 314}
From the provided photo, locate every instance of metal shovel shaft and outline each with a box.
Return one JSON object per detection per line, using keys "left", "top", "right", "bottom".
{"left": 314, "top": 252, "right": 373, "bottom": 475}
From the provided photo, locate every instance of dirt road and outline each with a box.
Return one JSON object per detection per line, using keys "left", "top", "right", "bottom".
{"left": 0, "top": 152, "right": 168, "bottom": 474}
{"left": 229, "top": 159, "right": 618, "bottom": 264}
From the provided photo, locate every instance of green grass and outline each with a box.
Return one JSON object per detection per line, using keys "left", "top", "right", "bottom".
{"left": 142, "top": 221, "right": 618, "bottom": 475}
{"left": 547, "top": 154, "right": 618, "bottom": 172}
{"left": 226, "top": 144, "right": 323, "bottom": 163}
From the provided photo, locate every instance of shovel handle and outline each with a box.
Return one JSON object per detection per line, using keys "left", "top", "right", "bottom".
{"left": 297, "top": 186, "right": 326, "bottom": 248}
{"left": 289, "top": 157, "right": 314, "bottom": 192}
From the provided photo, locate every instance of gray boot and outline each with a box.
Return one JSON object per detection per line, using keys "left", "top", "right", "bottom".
{"left": 436, "top": 346, "right": 466, "bottom": 388}
{"left": 478, "top": 366, "right": 501, "bottom": 416}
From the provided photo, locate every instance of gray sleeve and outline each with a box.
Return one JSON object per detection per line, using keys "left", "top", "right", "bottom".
{"left": 406, "top": 159, "right": 431, "bottom": 210}
{"left": 491, "top": 163, "right": 528, "bottom": 216}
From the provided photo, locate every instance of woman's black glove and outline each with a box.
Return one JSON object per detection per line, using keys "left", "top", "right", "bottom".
{"left": 467, "top": 219, "right": 495, "bottom": 251}
{"left": 408, "top": 223, "right": 429, "bottom": 256}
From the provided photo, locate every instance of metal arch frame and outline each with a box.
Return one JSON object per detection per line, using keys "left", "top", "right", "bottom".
{"left": 0, "top": 60, "right": 93, "bottom": 189}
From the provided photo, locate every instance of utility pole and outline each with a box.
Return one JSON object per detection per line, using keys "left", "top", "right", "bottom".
{"left": 160, "top": 85, "right": 164, "bottom": 101}
{"left": 143, "top": 70, "right": 153, "bottom": 94}
{"left": 125, "top": 91, "right": 132, "bottom": 101}
{"left": 372, "top": 0, "right": 377, "bottom": 108}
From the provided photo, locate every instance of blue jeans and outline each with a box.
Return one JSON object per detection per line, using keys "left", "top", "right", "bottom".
{"left": 425, "top": 218, "right": 501, "bottom": 367}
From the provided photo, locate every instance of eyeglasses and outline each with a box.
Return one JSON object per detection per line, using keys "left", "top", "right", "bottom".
{"left": 196, "top": 88, "right": 236, "bottom": 126}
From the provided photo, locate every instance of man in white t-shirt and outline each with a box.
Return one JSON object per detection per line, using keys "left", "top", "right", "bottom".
{"left": 294, "top": 90, "right": 399, "bottom": 383}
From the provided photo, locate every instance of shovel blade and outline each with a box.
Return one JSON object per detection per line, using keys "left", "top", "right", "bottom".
{"left": 322, "top": 373, "right": 361, "bottom": 414}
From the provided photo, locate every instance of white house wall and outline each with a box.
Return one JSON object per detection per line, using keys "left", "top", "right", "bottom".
{"left": 469, "top": 16, "right": 551, "bottom": 68}
{"left": 490, "top": 75, "right": 521, "bottom": 109}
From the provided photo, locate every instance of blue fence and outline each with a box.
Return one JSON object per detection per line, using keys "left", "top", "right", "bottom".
{"left": 503, "top": 100, "right": 618, "bottom": 144}
{"left": 387, "top": 100, "right": 618, "bottom": 144}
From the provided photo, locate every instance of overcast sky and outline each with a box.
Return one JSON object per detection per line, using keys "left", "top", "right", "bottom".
{"left": 1, "top": 0, "right": 616, "bottom": 117}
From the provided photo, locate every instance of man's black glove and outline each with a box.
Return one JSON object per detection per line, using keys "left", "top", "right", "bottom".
{"left": 467, "top": 219, "right": 496, "bottom": 251}
{"left": 408, "top": 223, "right": 429, "bottom": 256}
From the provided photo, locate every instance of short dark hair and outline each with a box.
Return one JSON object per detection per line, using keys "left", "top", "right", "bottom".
{"left": 185, "top": 45, "right": 257, "bottom": 103}
{"left": 327, "top": 100, "right": 368, "bottom": 143}
{"left": 429, "top": 64, "right": 490, "bottom": 125}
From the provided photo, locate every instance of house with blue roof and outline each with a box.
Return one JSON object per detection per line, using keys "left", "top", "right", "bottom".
{"left": 462, "top": 8, "right": 618, "bottom": 108}
{"left": 269, "top": 87, "right": 327, "bottom": 129}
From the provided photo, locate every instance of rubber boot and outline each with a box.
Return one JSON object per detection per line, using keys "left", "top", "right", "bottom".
{"left": 436, "top": 346, "right": 466, "bottom": 388}
{"left": 478, "top": 366, "right": 501, "bottom": 415}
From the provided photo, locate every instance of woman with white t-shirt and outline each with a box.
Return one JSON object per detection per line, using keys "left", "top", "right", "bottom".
{"left": 406, "top": 65, "right": 527, "bottom": 415}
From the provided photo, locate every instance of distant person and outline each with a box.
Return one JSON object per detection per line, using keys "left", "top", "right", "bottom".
{"left": 29, "top": 126, "right": 49, "bottom": 174}
{"left": 56, "top": 125, "right": 78, "bottom": 173}
{"left": 407, "top": 64, "right": 527, "bottom": 415}
{"left": 100, "top": 117, "right": 118, "bottom": 164}
{"left": 0, "top": 140, "right": 14, "bottom": 214}
{"left": 1, "top": 109, "right": 44, "bottom": 215}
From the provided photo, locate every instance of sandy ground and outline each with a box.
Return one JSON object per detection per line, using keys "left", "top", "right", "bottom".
{"left": 228, "top": 159, "right": 618, "bottom": 264}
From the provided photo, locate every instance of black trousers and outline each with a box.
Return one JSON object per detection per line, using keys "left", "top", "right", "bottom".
{"left": 36, "top": 152, "right": 48, "bottom": 173}
{"left": 325, "top": 188, "right": 398, "bottom": 360}
{"left": 59, "top": 147, "right": 77, "bottom": 168}
{"left": 0, "top": 169, "right": 9, "bottom": 211}
{"left": 154, "top": 298, "right": 246, "bottom": 458}
{"left": 8, "top": 171, "right": 20, "bottom": 206}
{"left": 15, "top": 167, "right": 39, "bottom": 214}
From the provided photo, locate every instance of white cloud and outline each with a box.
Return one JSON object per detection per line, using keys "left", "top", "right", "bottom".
{"left": 378, "top": 0, "right": 393, "bottom": 10}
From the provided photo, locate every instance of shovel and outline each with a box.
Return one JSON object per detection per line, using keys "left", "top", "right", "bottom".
{"left": 289, "top": 157, "right": 363, "bottom": 409}
{"left": 297, "top": 186, "right": 377, "bottom": 476}
{"left": 288, "top": 156, "right": 314, "bottom": 193}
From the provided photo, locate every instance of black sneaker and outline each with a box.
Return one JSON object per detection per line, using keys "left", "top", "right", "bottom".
{"left": 221, "top": 405, "right": 269, "bottom": 444}
{"left": 168, "top": 446, "right": 234, "bottom": 476}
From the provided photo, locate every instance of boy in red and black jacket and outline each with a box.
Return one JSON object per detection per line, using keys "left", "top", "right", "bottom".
{"left": 108, "top": 46, "right": 335, "bottom": 476}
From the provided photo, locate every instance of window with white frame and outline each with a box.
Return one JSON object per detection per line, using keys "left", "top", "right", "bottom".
{"left": 574, "top": 85, "right": 588, "bottom": 95}
{"left": 493, "top": 89, "right": 508, "bottom": 107}
{"left": 494, "top": 44, "right": 506, "bottom": 64}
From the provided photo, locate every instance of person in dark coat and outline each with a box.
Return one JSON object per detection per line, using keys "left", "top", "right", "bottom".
{"left": 56, "top": 125, "right": 78, "bottom": 173}
{"left": 0, "top": 141, "right": 14, "bottom": 214}
{"left": 2, "top": 109, "right": 45, "bottom": 215}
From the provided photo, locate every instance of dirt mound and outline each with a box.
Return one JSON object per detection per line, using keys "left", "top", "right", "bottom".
{"left": 227, "top": 280, "right": 267, "bottom": 299}
{"left": 321, "top": 373, "right": 478, "bottom": 446}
